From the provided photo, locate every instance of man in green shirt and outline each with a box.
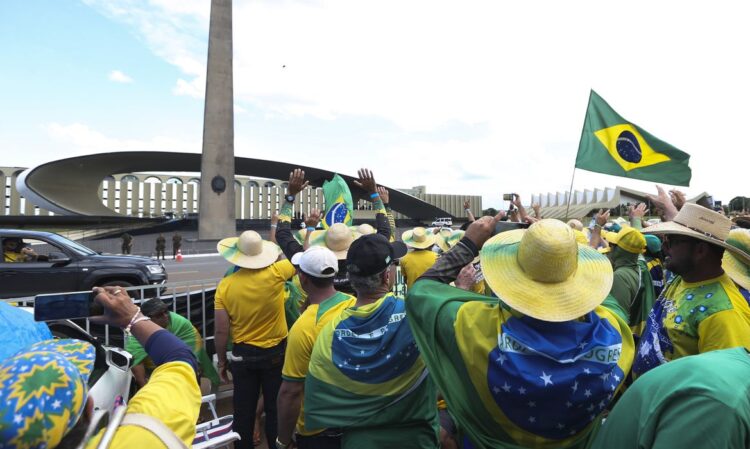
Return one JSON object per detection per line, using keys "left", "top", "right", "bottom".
{"left": 592, "top": 347, "right": 750, "bottom": 449}
{"left": 126, "top": 298, "right": 219, "bottom": 388}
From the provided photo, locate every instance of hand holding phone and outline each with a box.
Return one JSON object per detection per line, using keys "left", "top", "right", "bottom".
{"left": 34, "top": 291, "right": 104, "bottom": 321}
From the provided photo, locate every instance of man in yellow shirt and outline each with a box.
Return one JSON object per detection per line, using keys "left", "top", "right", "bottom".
{"left": 400, "top": 227, "right": 438, "bottom": 290}
{"left": 634, "top": 203, "right": 750, "bottom": 377}
{"left": 276, "top": 246, "right": 356, "bottom": 449}
{"left": 215, "top": 230, "right": 295, "bottom": 449}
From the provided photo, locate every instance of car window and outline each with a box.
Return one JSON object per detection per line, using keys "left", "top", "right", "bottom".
{"left": 1, "top": 238, "right": 66, "bottom": 263}
{"left": 47, "top": 234, "right": 96, "bottom": 256}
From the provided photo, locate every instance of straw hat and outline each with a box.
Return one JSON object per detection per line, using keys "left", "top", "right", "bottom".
{"left": 217, "top": 230, "right": 281, "bottom": 269}
{"left": 436, "top": 229, "right": 463, "bottom": 252}
{"left": 402, "top": 227, "right": 436, "bottom": 249}
{"left": 480, "top": 219, "right": 614, "bottom": 322}
{"left": 644, "top": 203, "right": 750, "bottom": 266}
{"left": 308, "top": 223, "right": 357, "bottom": 259}
{"left": 353, "top": 223, "right": 376, "bottom": 236}
{"left": 723, "top": 229, "right": 750, "bottom": 291}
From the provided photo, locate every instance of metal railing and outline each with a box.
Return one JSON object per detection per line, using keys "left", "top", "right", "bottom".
{"left": 6, "top": 268, "right": 410, "bottom": 349}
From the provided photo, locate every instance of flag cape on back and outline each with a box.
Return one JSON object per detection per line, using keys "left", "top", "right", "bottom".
{"left": 304, "top": 294, "right": 439, "bottom": 448}
{"left": 406, "top": 280, "right": 635, "bottom": 449}
{"left": 575, "top": 90, "right": 691, "bottom": 186}
{"left": 322, "top": 174, "right": 354, "bottom": 229}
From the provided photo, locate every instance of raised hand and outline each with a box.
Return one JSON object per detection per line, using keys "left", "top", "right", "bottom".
{"left": 377, "top": 186, "right": 390, "bottom": 204}
{"left": 463, "top": 199, "right": 471, "bottom": 210}
{"left": 647, "top": 185, "right": 679, "bottom": 221}
{"left": 271, "top": 211, "right": 280, "bottom": 225}
{"left": 353, "top": 168, "right": 378, "bottom": 195}
{"left": 305, "top": 209, "right": 322, "bottom": 228}
{"left": 465, "top": 214, "right": 503, "bottom": 249}
{"left": 628, "top": 203, "right": 649, "bottom": 219}
{"left": 670, "top": 189, "right": 686, "bottom": 211}
{"left": 595, "top": 209, "right": 610, "bottom": 227}
{"left": 287, "top": 168, "right": 309, "bottom": 196}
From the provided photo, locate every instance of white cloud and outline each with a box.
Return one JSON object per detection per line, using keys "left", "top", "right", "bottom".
{"left": 108, "top": 70, "right": 134, "bottom": 83}
{"left": 78, "top": 1, "right": 750, "bottom": 207}
{"left": 44, "top": 122, "right": 198, "bottom": 154}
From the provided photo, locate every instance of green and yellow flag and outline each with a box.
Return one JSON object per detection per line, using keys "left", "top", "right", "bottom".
{"left": 322, "top": 174, "right": 354, "bottom": 229}
{"left": 575, "top": 90, "right": 691, "bottom": 186}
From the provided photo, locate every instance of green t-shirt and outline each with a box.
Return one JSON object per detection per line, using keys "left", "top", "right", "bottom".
{"left": 592, "top": 347, "right": 750, "bottom": 449}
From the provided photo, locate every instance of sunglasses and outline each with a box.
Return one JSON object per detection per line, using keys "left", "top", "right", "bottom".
{"left": 662, "top": 235, "right": 697, "bottom": 249}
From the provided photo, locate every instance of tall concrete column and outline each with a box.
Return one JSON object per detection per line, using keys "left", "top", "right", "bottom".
{"left": 199, "top": 0, "right": 236, "bottom": 239}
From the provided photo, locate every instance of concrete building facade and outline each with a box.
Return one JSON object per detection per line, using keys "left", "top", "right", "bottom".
{"left": 2, "top": 167, "right": 481, "bottom": 221}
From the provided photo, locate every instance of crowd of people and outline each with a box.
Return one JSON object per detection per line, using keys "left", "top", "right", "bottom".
{"left": 3, "top": 167, "right": 750, "bottom": 449}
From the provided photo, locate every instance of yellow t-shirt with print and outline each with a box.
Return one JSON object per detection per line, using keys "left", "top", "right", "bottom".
{"left": 282, "top": 291, "right": 355, "bottom": 436}
{"left": 87, "top": 361, "right": 201, "bottom": 448}
{"left": 659, "top": 273, "right": 750, "bottom": 360}
{"left": 215, "top": 259, "right": 295, "bottom": 348}
{"left": 400, "top": 250, "right": 438, "bottom": 290}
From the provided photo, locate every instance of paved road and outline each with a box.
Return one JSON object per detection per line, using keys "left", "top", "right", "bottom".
{"left": 159, "top": 254, "right": 231, "bottom": 285}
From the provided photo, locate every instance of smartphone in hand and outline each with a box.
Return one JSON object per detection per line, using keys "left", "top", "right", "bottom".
{"left": 34, "top": 291, "right": 104, "bottom": 321}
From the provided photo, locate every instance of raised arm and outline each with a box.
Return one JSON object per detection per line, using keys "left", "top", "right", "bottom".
{"left": 277, "top": 169, "right": 309, "bottom": 259}
{"left": 464, "top": 199, "right": 476, "bottom": 223}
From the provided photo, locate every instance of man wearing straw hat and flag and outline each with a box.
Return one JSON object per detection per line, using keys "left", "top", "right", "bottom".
{"left": 406, "top": 216, "right": 635, "bottom": 449}
{"left": 632, "top": 203, "right": 750, "bottom": 378}
{"left": 214, "top": 230, "right": 295, "bottom": 449}
{"left": 400, "top": 227, "right": 438, "bottom": 290}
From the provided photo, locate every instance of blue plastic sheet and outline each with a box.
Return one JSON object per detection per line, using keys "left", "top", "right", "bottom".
{"left": 0, "top": 302, "right": 52, "bottom": 360}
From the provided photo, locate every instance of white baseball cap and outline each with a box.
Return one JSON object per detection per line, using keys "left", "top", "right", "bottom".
{"left": 290, "top": 246, "right": 339, "bottom": 278}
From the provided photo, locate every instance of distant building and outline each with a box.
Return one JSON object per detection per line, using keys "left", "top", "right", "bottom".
{"left": 1, "top": 167, "right": 480, "bottom": 221}
{"left": 531, "top": 186, "right": 713, "bottom": 220}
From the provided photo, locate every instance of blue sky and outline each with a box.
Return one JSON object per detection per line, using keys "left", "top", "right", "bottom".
{"left": 2, "top": 1, "right": 750, "bottom": 208}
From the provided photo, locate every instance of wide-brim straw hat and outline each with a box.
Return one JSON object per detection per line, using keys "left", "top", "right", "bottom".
{"left": 644, "top": 203, "right": 750, "bottom": 266}
{"left": 436, "top": 229, "right": 463, "bottom": 252}
{"left": 351, "top": 223, "right": 376, "bottom": 236}
{"left": 402, "top": 227, "right": 436, "bottom": 249}
{"left": 723, "top": 229, "right": 750, "bottom": 291}
{"left": 309, "top": 223, "right": 358, "bottom": 259}
{"left": 480, "top": 219, "right": 614, "bottom": 322}
{"left": 218, "top": 230, "right": 281, "bottom": 269}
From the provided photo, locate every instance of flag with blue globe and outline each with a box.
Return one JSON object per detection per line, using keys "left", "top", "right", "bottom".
{"left": 322, "top": 174, "right": 354, "bottom": 229}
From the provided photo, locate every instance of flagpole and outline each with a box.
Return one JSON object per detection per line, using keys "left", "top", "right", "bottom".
{"left": 564, "top": 168, "right": 576, "bottom": 221}
{"left": 565, "top": 89, "right": 594, "bottom": 221}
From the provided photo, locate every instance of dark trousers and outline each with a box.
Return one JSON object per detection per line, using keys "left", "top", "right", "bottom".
{"left": 173, "top": 246, "right": 181, "bottom": 258}
{"left": 156, "top": 248, "right": 165, "bottom": 259}
{"left": 296, "top": 430, "right": 342, "bottom": 449}
{"left": 230, "top": 340, "right": 286, "bottom": 449}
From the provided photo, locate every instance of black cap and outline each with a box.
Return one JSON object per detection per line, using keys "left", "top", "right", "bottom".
{"left": 346, "top": 234, "right": 408, "bottom": 276}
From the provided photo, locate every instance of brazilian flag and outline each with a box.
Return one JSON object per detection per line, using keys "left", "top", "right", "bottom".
{"left": 575, "top": 90, "right": 692, "bottom": 186}
{"left": 322, "top": 174, "right": 354, "bottom": 229}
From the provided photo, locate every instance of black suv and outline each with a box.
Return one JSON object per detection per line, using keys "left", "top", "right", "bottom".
{"left": 1, "top": 229, "right": 167, "bottom": 299}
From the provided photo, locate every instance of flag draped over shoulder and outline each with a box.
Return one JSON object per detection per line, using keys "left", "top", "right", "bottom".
{"left": 575, "top": 90, "right": 691, "bottom": 186}
{"left": 304, "top": 294, "right": 435, "bottom": 438}
{"left": 406, "top": 280, "right": 635, "bottom": 449}
{"left": 322, "top": 174, "right": 354, "bottom": 229}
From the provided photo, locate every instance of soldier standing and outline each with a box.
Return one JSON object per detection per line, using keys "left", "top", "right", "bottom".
{"left": 172, "top": 232, "right": 183, "bottom": 259}
{"left": 121, "top": 233, "right": 133, "bottom": 254}
{"left": 156, "top": 234, "right": 166, "bottom": 260}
